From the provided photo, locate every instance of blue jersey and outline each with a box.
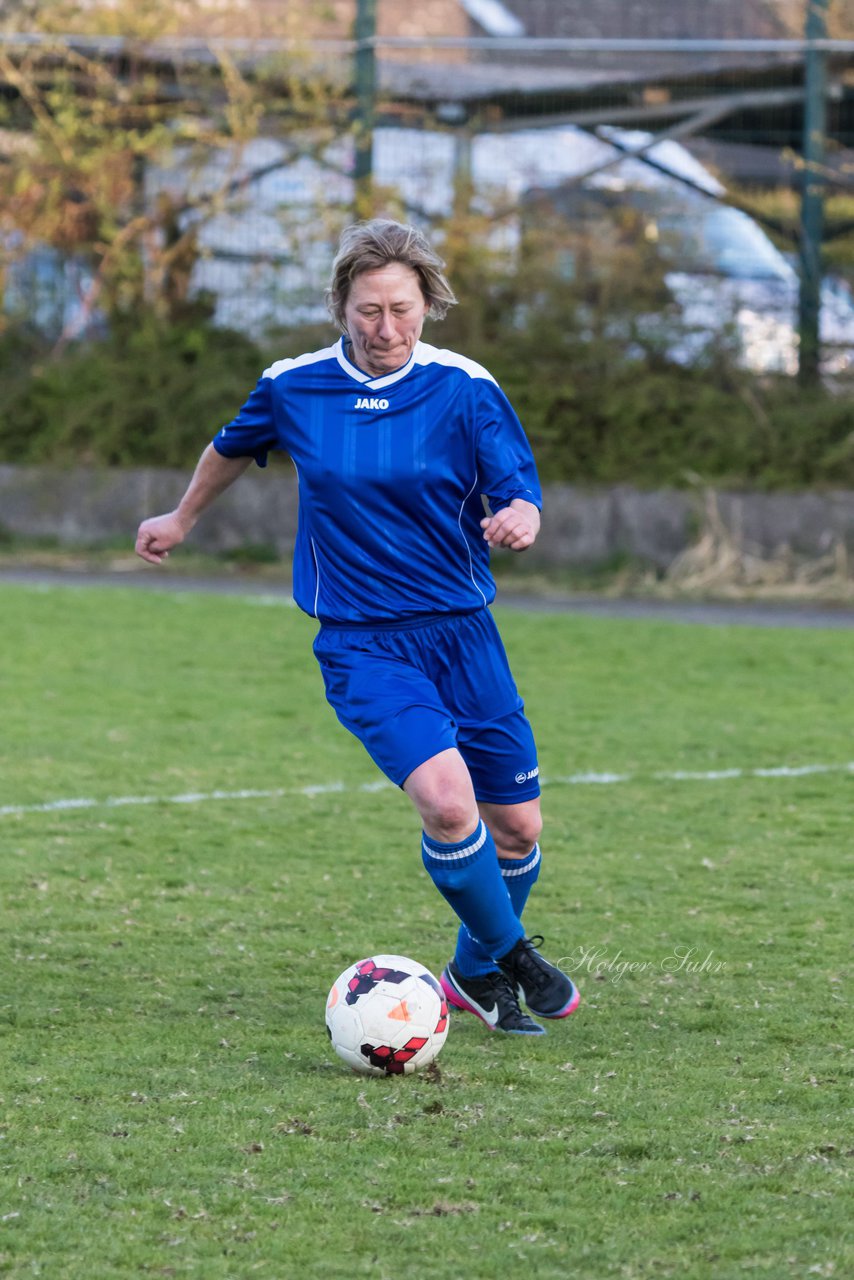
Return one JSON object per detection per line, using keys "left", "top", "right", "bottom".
{"left": 212, "top": 336, "right": 541, "bottom": 623}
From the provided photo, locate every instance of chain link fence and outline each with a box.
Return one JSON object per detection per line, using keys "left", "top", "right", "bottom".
{"left": 2, "top": 5, "right": 853, "bottom": 377}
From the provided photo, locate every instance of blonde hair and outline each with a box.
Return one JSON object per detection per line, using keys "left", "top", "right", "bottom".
{"left": 326, "top": 219, "right": 457, "bottom": 330}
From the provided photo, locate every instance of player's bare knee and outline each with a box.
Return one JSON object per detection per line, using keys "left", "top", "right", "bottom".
{"left": 412, "top": 773, "right": 479, "bottom": 839}
{"left": 405, "top": 750, "right": 479, "bottom": 841}
{"left": 421, "top": 794, "right": 480, "bottom": 842}
{"left": 490, "top": 808, "right": 543, "bottom": 856}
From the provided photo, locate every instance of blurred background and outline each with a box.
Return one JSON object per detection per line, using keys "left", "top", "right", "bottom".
{"left": 1, "top": 1, "right": 853, "bottom": 587}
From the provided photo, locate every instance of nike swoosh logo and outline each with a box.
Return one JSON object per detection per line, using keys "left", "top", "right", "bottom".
{"left": 477, "top": 1000, "right": 500, "bottom": 1027}
{"left": 445, "top": 972, "right": 500, "bottom": 1027}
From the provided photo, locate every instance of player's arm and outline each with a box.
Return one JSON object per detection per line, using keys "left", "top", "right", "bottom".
{"left": 474, "top": 377, "right": 542, "bottom": 553}
{"left": 481, "top": 498, "right": 541, "bottom": 552}
{"left": 135, "top": 444, "right": 252, "bottom": 565}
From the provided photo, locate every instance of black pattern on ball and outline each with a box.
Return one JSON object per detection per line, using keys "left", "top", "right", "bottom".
{"left": 361, "top": 1036, "right": 430, "bottom": 1074}
{"left": 345, "top": 958, "right": 411, "bottom": 1005}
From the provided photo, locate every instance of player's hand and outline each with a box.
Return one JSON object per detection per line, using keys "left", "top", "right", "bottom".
{"left": 135, "top": 512, "right": 187, "bottom": 565}
{"left": 480, "top": 506, "right": 538, "bottom": 552}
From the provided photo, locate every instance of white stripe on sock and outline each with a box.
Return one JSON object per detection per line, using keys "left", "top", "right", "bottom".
{"left": 501, "top": 843, "right": 541, "bottom": 877}
{"left": 422, "top": 819, "right": 487, "bottom": 862}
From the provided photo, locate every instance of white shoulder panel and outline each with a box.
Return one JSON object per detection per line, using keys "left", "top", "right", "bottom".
{"left": 262, "top": 344, "right": 339, "bottom": 381}
{"left": 414, "top": 342, "right": 497, "bottom": 386}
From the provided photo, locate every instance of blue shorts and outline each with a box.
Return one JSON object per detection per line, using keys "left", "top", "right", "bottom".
{"left": 312, "top": 609, "right": 540, "bottom": 804}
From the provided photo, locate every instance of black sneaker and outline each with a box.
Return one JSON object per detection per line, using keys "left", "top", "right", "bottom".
{"left": 440, "top": 961, "right": 545, "bottom": 1036}
{"left": 497, "top": 935, "right": 580, "bottom": 1019}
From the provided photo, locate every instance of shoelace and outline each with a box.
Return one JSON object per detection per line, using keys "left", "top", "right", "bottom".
{"left": 491, "top": 972, "right": 537, "bottom": 1027}
{"left": 513, "top": 936, "right": 553, "bottom": 992}
{"left": 491, "top": 969, "right": 534, "bottom": 1020}
{"left": 459, "top": 967, "right": 521, "bottom": 1007}
{"left": 485, "top": 968, "right": 522, "bottom": 1002}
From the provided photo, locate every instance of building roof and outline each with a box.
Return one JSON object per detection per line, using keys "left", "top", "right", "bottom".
{"left": 10, "top": 1, "right": 850, "bottom": 136}
{"left": 495, "top": 0, "right": 799, "bottom": 41}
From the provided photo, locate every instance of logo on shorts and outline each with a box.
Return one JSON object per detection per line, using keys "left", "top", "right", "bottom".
{"left": 515, "top": 767, "right": 539, "bottom": 784}
{"left": 355, "top": 396, "right": 389, "bottom": 410}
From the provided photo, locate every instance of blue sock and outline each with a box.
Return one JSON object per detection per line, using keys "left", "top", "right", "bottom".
{"left": 421, "top": 821, "right": 524, "bottom": 964}
{"left": 453, "top": 843, "right": 542, "bottom": 978}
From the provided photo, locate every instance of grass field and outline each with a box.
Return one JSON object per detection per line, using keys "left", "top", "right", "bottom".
{"left": 1, "top": 580, "right": 851, "bottom": 1279}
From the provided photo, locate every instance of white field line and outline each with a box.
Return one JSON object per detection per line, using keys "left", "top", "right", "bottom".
{"left": 1, "top": 762, "right": 852, "bottom": 820}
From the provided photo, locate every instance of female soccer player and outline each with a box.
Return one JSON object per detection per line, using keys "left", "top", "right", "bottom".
{"left": 135, "top": 219, "right": 580, "bottom": 1036}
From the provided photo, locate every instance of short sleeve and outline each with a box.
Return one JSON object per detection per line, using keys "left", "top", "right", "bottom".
{"left": 212, "top": 375, "right": 277, "bottom": 469}
{"left": 475, "top": 380, "right": 542, "bottom": 512}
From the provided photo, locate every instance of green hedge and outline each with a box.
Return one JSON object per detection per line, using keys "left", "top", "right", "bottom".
{"left": 499, "top": 349, "right": 854, "bottom": 489}
{"left": 0, "top": 314, "right": 267, "bottom": 470}
{"left": 1, "top": 311, "right": 852, "bottom": 488}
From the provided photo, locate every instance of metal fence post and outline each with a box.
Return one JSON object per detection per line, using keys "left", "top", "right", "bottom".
{"left": 798, "top": 0, "right": 829, "bottom": 385}
{"left": 354, "top": 0, "right": 377, "bottom": 218}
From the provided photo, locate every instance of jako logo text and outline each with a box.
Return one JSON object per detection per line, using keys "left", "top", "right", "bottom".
{"left": 354, "top": 397, "right": 389, "bottom": 410}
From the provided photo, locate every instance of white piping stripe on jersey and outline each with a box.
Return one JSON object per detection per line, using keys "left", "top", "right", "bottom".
{"left": 458, "top": 470, "right": 488, "bottom": 608}
{"left": 310, "top": 536, "right": 321, "bottom": 618}
{"left": 501, "top": 844, "right": 541, "bottom": 877}
{"left": 422, "top": 819, "right": 488, "bottom": 862}
{"left": 290, "top": 458, "right": 321, "bottom": 619}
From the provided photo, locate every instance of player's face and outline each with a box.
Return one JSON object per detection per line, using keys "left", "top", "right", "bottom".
{"left": 344, "top": 264, "right": 429, "bottom": 377}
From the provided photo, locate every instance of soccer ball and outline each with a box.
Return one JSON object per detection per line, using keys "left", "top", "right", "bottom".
{"left": 325, "top": 954, "right": 449, "bottom": 1076}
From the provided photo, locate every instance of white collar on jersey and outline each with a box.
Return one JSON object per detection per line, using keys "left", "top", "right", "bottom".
{"left": 336, "top": 336, "right": 419, "bottom": 390}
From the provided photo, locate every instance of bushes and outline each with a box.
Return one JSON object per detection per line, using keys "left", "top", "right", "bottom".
{"left": 429, "top": 337, "right": 854, "bottom": 492}
{"left": 432, "top": 216, "right": 854, "bottom": 489}
{"left": 0, "top": 312, "right": 267, "bottom": 469}
{"left": 1, "top": 303, "right": 852, "bottom": 488}
{"left": 503, "top": 353, "right": 854, "bottom": 489}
